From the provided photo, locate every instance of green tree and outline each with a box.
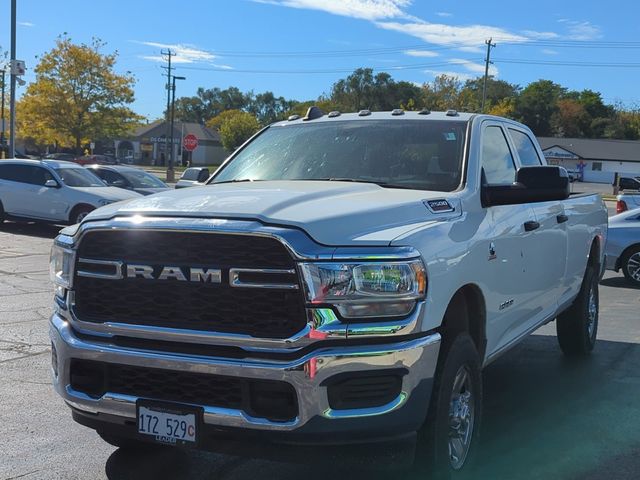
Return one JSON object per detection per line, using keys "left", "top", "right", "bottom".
{"left": 211, "top": 110, "right": 261, "bottom": 151}
{"left": 514, "top": 80, "right": 565, "bottom": 136}
{"left": 458, "top": 77, "right": 519, "bottom": 113}
{"left": 17, "top": 36, "right": 141, "bottom": 152}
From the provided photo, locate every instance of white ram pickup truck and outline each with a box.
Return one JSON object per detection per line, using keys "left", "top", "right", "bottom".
{"left": 49, "top": 109, "right": 608, "bottom": 477}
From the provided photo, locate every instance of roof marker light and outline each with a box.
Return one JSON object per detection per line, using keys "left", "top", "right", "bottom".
{"left": 418, "top": 109, "right": 431, "bottom": 115}
{"left": 287, "top": 114, "right": 300, "bottom": 121}
{"left": 391, "top": 109, "right": 404, "bottom": 116}
{"left": 328, "top": 111, "right": 341, "bottom": 118}
{"left": 446, "top": 109, "right": 459, "bottom": 117}
{"left": 358, "top": 109, "right": 371, "bottom": 116}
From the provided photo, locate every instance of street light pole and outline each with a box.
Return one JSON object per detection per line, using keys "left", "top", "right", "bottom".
{"left": 169, "top": 76, "right": 185, "bottom": 180}
{"left": 9, "top": 0, "right": 17, "bottom": 158}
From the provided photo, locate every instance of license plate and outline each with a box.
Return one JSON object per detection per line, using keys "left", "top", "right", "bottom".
{"left": 136, "top": 401, "right": 201, "bottom": 446}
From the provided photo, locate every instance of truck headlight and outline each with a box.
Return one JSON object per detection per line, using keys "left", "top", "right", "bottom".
{"left": 300, "top": 260, "right": 426, "bottom": 318}
{"left": 49, "top": 244, "right": 76, "bottom": 296}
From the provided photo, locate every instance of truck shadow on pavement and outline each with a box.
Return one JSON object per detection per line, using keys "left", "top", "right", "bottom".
{"left": 599, "top": 276, "right": 640, "bottom": 290}
{"left": 0, "top": 221, "right": 62, "bottom": 239}
{"left": 104, "top": 335, "right": 640, "bottom": 480}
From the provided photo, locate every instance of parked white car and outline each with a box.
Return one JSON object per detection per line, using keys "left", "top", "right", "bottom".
{"left": 0, "top": 159, "right": 142, "bottom": 225}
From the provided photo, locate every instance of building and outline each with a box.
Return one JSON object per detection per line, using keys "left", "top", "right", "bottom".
{"left": 538, "top": 137, "right": 640, "bottom": 183}
{"left": 114, "top": 121, "right": 228, "bottom": 166}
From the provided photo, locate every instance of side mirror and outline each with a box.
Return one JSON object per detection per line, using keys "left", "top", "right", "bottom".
{"left": 45, "top": 179, "right": 59, "bottom": 188}
{"left": 482, "top": 166, "right": 570, "bottom": 207}
{"left": 197, "top": 169, "right": 210, "bottom": 182}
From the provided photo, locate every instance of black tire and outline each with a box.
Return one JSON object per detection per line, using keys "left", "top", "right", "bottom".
{"left": 69, "top": 205, "right": 94, "bottom": 225}
{"left": 416, "top": 334, "right": 482, "bottom": 479}
{"left": 98, "top": 432, "right": 162, "bottom": 452}
{"left": 0, "top": 201, "right": 5, "bottom": 224}
{"left": 620, "top": 246, "right": 640, "bottom": 287}
{"left": 556, "top": 265, "right": 599, "bottom": 355}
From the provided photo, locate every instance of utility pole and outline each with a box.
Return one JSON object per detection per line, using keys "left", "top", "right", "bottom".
{"left": 481, "top": 38, "right": 496, "bottom": 114}
{"left": 161, "top": 49, "right": 174, "bottom": 181}
{"left": 9, "top": 0, "right": 17, "bottom": 158}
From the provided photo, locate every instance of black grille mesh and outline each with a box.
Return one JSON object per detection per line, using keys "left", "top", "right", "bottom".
{"left": 73, "top": 230, "right": 306, "bottom": 338}
{"left": 70, "top": 360, "right": 298, "bottom": 421}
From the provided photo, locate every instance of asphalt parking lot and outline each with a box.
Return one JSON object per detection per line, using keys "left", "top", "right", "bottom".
{"left": 1, "top": 220, "right": 639, "bottom": 480}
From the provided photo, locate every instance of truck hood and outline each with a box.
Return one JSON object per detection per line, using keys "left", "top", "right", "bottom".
{"left": 83, "top": 181, "right": 460, "bottom": 245}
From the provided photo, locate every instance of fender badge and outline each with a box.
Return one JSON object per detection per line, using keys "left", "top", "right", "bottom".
{"left": 425, "top": 199, "right": 455, "bottom": 213}
{"left": 488, "top": 242, "right": 497, "bottom": 261}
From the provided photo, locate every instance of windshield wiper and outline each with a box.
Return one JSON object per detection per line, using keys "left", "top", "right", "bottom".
{"left": 305, "top": 178, "right": 415, "bottom": 189}
{"left": 211, "top": 178, "right": 262, "bottom": 185}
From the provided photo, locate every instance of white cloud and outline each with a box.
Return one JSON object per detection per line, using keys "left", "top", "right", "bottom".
{"left": 404, "top": 49, "right": 439, "bottom": 57}
{"left": 252, "top": 0, "right": 412, "bottom": 20}
{"left": 18, "top": 21, "right": 35, "bottom": 27}
{"left": 449, "top": 58, "right": 498, "bottom": 76}
{"left": 435, "top": 12, "right": 452, "bottom": 17}
{"left": 376, "top": 21, "right": 528, "bottom": 49}
{"left": 522, "top": 30, "right": 559, "bottom": 40}
{"left": 135, "top": 41, "right": 216, "bottom": 64}
{"left": 541, "top": 48, "right": 559, "bottom": 55}
{"left": 558, "top": 20, "right": 602, "bottom": 40}
{"left": 424, "top": 70, "right": 474, "bottom": 81}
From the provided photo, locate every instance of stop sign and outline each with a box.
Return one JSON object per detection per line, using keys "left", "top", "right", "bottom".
{"left": 183, "top": 134, "right": 198, "bottom": 152}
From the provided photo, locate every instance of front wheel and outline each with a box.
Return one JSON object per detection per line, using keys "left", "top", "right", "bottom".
{"left": 69, "top": 205, "right": 94, "bottom": 225}
{"left": 556, "top": 266, "right": 599, "bottom": 355}
{"left": 620, "top": 246, "right": 640, "bottom": 287}
{"left": 416, "top": 334, "right": 482, "bottom": 479}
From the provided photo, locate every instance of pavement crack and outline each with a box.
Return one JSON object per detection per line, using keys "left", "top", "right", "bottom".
{"left": 4, "top": 470, "right": 43, "bottom": 480}
{"left": 0, "top": 349, "right": 49, "bottom": 364}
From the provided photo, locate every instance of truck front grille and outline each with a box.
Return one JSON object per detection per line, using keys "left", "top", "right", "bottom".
{"left": 70, "top": 360, "right": 298, "bottom": 422}
{"left": 72, "top": 230, "right": 307, "bottom": 339}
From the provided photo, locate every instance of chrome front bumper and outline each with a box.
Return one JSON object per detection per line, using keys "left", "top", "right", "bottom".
{"left": 50, "top": 313, "right": 441, "bottom": 433}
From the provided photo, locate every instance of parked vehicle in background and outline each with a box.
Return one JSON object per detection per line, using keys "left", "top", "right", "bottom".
{"left": 175, "top": 167, "right": 210, "bottom": 188}
{"left": 605, "top": 208, "right": 640, "bottom": 286}
{"left": 86, "top": 165, "right": 171, "bottom": 196}
{"left": 566, "top": 169, "right": 580, "bottom": 182}
{"left": 0, "top": 159, "right": 141, "bottom": 225}
{"left": 618, "top": 176, "right": 640, "bottom": 191}
{"left": 616, "top": 191, "right": 640, "bottom": 214}
{"left": 45, "top": 153, "right": 78, "bottom": 162}
{"left": 73, "top": 154, "right": 118, "bottom": 166}
{"left": 49, "top": 110, "right": 608, "bottom": 477}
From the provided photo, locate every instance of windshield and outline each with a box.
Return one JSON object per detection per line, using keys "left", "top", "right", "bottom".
{"left": 212, "top": 120, "right": 467, "bottom": 191}
{"left": 57, "top": 168, "right": 106, "bottom": 187}
{"left": 120, "top": 169, "right": 167, "bottom": 188}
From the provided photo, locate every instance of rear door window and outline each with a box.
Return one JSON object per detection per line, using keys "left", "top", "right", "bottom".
{"left": 0, "top": 164, "right": 33, "bottom": 183}
{"left": 508, "top": 129, "right": 542, "bottom": 166}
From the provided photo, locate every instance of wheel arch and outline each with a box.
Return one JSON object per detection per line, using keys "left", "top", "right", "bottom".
{"left": 68, "top": 203, "right": 95, "bottom": 224}
{"left": 439, "top": 284, "right": 487, "bottom": 361}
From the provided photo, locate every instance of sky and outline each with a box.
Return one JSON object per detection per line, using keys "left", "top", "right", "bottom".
{"left": 1, "top": 0, "right": 639, "bottom": 120}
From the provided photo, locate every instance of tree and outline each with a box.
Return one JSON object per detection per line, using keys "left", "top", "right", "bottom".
{"left": 458, "top": 77, "right": 519, "bottom": 113}
{"left": 211, "top": 110, "right": 260, "bottom": 151}
{"left": 17, "top": 36, "right": 141, "bottom": 152}
{"left": 553, "top": 99, "right": 590, "bottom": 137}
{"left": 421, "top": 75, "right": 463, "bottom": 111}
{"left": 514, "top": 80, "right": 565, "bottom": 136}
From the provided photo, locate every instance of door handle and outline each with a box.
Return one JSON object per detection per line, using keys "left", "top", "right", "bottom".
{"left": 524, "top": 221, "right": 540, "bottom": 232}
{"left": 556, "top": 214, "right": 569, "bottom": 224}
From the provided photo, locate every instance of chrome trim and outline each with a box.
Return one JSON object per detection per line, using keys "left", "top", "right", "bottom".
{"left": 51, "top": 313, "right": 441, "bottom": 431}
{"left": 77, "top": 258, "right": 123, "bottom": 280}
{"left": 229, "top": 268, "right": 299, "bottom": 290}
{"left": 322, "top": 393, "right": 408, "bottom": 419}
{"left": 65, "top": 217, "right": 422, "bottom": 261}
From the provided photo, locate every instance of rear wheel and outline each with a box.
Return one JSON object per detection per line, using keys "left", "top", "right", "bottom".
{"left": 0, "top": 201, "right": 5, "bottom": 224}
{"left": 620, "top": 246, "right": 640, "bottom": 287}
{"left": 416, "top": 334, "right": 482, "bottom": 479}
{"left": 556, "top": 266, "right": 598, "bottom": 355}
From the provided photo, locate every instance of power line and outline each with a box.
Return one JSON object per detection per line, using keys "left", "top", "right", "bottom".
{"left": 494, "top": 58, "right": 640, "bottom": 67}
